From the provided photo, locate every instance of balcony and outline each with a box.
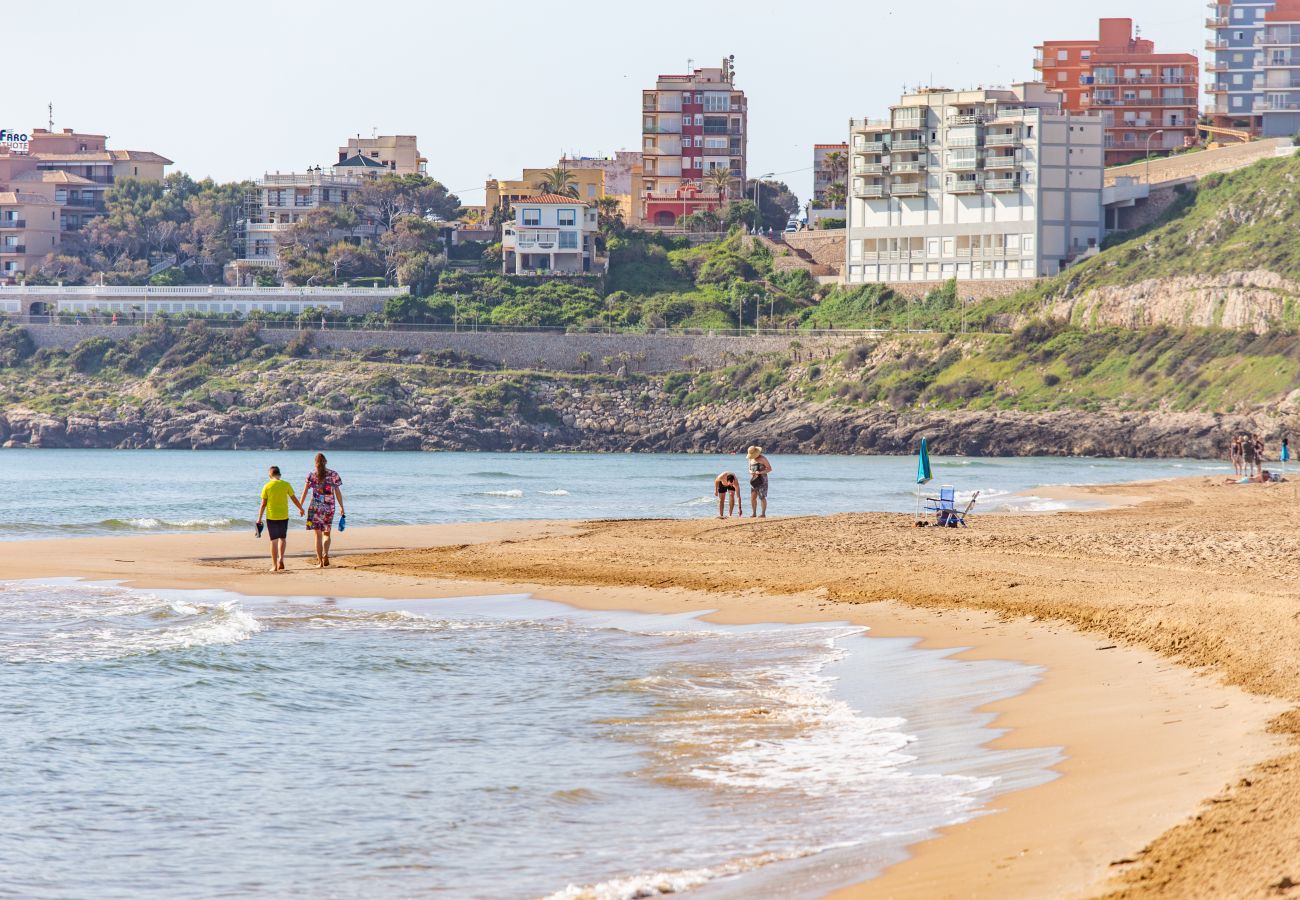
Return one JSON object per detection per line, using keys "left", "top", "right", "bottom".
{"left": 948, "top": 114, "right": 989, "bottom": 126}
{"left": 892, "top": 139, "right": 926, "bottom": 151}
{"left": 1256, "top": 99, "right": 1300, "bottom": 112}
{"left": 1091, "top": 74, "right": 1198, "bottom": 86}
{"left": 985, "top": 178, "right": 1020, "bottom": 192}
{"left": 948, "top": 180, "right": 982, "bottom": 194}
{"left": 985, "top": 133, "right": 1020, "bottom": 146}
{"left": 1205, "top": 61, "right": 1230, "bottom": 73}
{"left": 948, "top": 157, "right": 980, "bottom": 170}
{"left": 643, "top": 125, "right": 682, "bottom": 134}
{"left": 0, "top": 220, "right": 26, "bottom": 229}
{"left": 1038, "top": 58, "right": 1057, "bottom": 68}
{"left": 853, "top": 184, "right": 887, "bottom": 199}
{"left": 1206, "top": 16, "right": 1228, "bottom": 27}
{"left": 856, "top": 140, "right": 885, "bottom": 153}
{"left": 984, "top": 155, "right": 1018, "bottom": 170}
{"left": 1085, "top": 97, "right": 1195, "bottom": 107}
{"left": 1206, "top": 39, "right": 1230, "bottom": 51}
{"left": 1259, "top": 30, "right": 1300, "bottom": 47}
{"left": 892, "top": 161, "right": 925, "bottom": 174}
{"left": 0, "top": 245, "right": 27, "bottom": 254}
{"left": 890, "top": 183, "right": 925, "bottom": 197}
{"left": 854, "top": 163, "right": 886, "bottom": 175}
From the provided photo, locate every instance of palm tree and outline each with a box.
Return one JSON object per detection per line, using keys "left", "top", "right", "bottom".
{"left": 705, "top": 167, "right": 735, "bottom": 204}
{"left": 823, "top": 150, "right": 849, "bottom": 184}
{"left": 536, "top": 166, "right": 578, "bottom": 197}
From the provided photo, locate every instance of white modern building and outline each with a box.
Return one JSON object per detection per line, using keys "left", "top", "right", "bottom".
{"left": 845, "top": 83, "right": 1105, "bottom": 285}
{"left": 501, "top": 194, "right": 599, "bottom": 276}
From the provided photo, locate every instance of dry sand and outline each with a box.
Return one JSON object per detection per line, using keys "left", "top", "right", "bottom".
{"left": 2, "top": 477, "right": 1298, "bottom": 898}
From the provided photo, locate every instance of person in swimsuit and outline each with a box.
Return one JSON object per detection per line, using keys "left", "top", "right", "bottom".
{"left": 1243, "top": 434, "right": 1259, "bottom": 478}
{"left": 714, "top": 472, "right": 743, "bottom": 519}
{"left": 256, "top": 465, "right": 304, "bottom": 572}
{"left": 302, "top": 452, "right": 346, "bottom": 568}
{"left": 1230, "top": 436, "right": 1242, "bottom": 477}
{"left": 746, "top": 446, "right": 773, "bottom": 518}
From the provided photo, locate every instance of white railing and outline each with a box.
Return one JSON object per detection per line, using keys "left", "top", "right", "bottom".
{"left": 985, "top": 133, "right": 1020, "bottom": 146}
{"left": 890, "top": 183, "right": 925, "bottom": 197}
{"left": 260, "top": 173, "right": 368, "bottom": 187}
{"left": 984, "top": 156, "right": 1018, "bottom": 169}
{"left": 0, "top": 284, "right": 403, "bottom": 297}
{"left": 984, "top": 178, "right": 1020, "bottom": 192}
{"left": 892, "top": 162, "right": 924, "bottom": 173}
{"left": 853, "top": 184, "right": 887, "bottom": 198}
{"left": 892, "top": 139, "right": 925, "bottom": 151}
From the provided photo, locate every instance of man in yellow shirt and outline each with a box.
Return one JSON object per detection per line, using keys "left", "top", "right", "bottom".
{"left": 257, "top": 466, "right": 305, "bottom": 572}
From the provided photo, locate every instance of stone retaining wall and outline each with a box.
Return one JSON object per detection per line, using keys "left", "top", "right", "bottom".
{"left": 20, "top": 324, "right": 862, "bottom": 374}
{"left": 877, "top": 278, "right": 1038, "bottom": 300}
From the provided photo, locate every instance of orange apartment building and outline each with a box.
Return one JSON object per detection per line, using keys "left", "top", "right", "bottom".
{"left": 1035, "top": 18, "right": 1199, "bottom": 166}
{"left": 0, "top": 127, "right": 171, "bottom": 283}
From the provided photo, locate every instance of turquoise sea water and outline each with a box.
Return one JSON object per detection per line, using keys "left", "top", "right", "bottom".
{"left": 0, "top": 449, "right": 1228, "bottom": 538}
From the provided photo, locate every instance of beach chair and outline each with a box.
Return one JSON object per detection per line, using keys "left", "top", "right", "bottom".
{"left": 948, "top": 491, "right": 980, "bottom": 528}
{"left": 925, "top": 485, "right": 956, "bottom": 526}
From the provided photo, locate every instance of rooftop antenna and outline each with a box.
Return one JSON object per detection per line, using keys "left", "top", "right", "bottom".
{"left": 687, "top": 57, "right": 694, "bottom": 72}
{"left": 372, "top": 126, "right": 378, "bottom": 138}
{"left": 47, "top": 102, "right": 54, "bottom": 131}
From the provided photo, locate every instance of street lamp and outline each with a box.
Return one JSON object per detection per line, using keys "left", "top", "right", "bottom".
{"left": 751, "top": 172, "right": 774, "bottom": 233}
{"left": 1144, "top": 130, "right": 1165, "bottom": 184}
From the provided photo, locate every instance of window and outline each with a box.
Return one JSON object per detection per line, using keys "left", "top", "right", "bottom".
{"left": 558, "top": 208, "right": 576, "bottom": 226}
{"left": 1058, "top": 72, "right": 1068, "bottom": 82}
{"left": 683, "top": 93, "right": 692, "bottom": 104}
{"left": 1057, "top": 50, "right": 1068, "bottom": 61}
{"left": 1081, "top": 50, "right": 1091, "bottom": 60}
{"left": 523, "top": 208, "right": 541, "bottom": 226}
{"left": 558, "top": 231, "right": 578, "bottom": 249}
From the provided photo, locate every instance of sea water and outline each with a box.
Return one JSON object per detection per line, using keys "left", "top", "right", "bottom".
{"left": 0, "top": 449, "right": 1229, "bottom": 538}
{"left": 0, "top": 581, "right": 1058, "bottom": 899}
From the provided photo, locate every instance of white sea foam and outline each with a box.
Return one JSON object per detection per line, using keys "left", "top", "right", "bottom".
{"left": 481, "top": 489, "right": 524, "bottom": 498}
{"left": 544, "top": 849, "right": 817, "bottom": 900}
{"left": 0, "top": 582, "right": 261, "bottom": 663}
{"left": 539, "top": 489, "right": 571, "bottom": 496}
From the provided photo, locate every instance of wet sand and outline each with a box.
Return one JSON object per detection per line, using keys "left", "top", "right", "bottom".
{"left": 1, "top": 477, "right": 1297, "bottom": 898}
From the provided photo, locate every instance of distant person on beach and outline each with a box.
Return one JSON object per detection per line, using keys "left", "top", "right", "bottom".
{"left": 1243, "top": 434, "right": 1258, "bottom": 478}
{"left": 714, "top": 472, "right": 743, "bottom": 519}
{"left": 1253, "top": 435, "right": 1266, "bottom": 475}
{"left": 256, "top": 466, "right": 304, "bottom": 572}
{"left": 746, "top": 446, "right": 773, "bottom": 518}
{"left": 1230, "top": 436, "right": 1243, "bottom": 477}
{"left": 303, "top": 453, "right": 345, "bottom": 568}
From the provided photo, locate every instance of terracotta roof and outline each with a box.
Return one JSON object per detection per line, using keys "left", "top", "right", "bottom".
{"left": 519, "top": 193, "right": 586, "bottom": 204}
{"left": 1266, "top": 0, "right": 1300, "bottom": 20}
{"left": 0, "top": 191, "right": 58, "bottom": 206}
{"left": 11, "top": 170, "right": 97, "bottom": 185}
{"left": 27, "top": 150, "right": 173, "bottom": 165}
{"left": 814, "top": 143, "right": 849, "bottom": 149}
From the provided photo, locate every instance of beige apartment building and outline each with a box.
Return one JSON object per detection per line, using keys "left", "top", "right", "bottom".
{"left": 337, "top": 135, "right": 427, "bottom": 175}
{"left": 0, "top": 127, "right": 171, "bottom": 283}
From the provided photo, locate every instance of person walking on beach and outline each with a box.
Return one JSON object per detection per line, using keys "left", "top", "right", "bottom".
{"left": 256, "top": 466, "right": 304, "bottom": 572}
{"left": 746, "top": 446, "right": 773, "bottom": 519}
{"left": 714, "top": 472, "right": 743, "bottom": 519}
{"left": 303, "top": 453, "right": 345, "bottom": 568}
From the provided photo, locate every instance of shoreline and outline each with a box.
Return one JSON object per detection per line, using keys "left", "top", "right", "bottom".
{"left": 1, "top": 478, "right": 1296, "bottom": 898}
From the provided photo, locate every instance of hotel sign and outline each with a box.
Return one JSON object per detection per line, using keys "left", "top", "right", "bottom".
{"left": 0, "top": 130, "right": 30, "bottom": 153}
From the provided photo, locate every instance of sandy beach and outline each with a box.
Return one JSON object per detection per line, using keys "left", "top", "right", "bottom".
{"left": 2, "top": 477, "right": 1298, "bottom": 898}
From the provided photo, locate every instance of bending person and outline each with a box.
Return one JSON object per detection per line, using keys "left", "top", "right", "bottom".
{"left": 714, "top": 472, "right": 743, "bottom": 518}
{"left": 746, "top": 446, "right": 773, "bottom": 519}
{"left": 303, "top": 453, "right": 346, "bottom": 568}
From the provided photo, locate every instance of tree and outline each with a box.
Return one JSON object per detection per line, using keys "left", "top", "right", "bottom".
{"left": 822, "top": 151, "right": 848, "bottom": 186}
{"left": 705, "top": 167, "right": 735, "bottom": 204}
{"left": 723, "top": 199, "right": 759, "bottom": 231}
{"left": 578, "top": 351, "right": 593, "bottom": 373}
{"left": 361, "top": 173, "right": 461, "bottom": 228}
{"left": 536, "top": 166, "right": 578, "bottom": 197}
{"left": 753, "top": 179, "right": 800, "bottom": 233}
{"left": 824, "top": 181, "right": 847, "bottom": 209}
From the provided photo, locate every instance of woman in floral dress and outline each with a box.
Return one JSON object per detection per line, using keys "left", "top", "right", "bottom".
{"left": 303, "top": 452, "right": 346, "bottom": 568}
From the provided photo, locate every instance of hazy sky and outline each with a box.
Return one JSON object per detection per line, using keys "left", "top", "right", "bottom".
{"left": 7, "top": 0, "right": 1202, "bottom": 204}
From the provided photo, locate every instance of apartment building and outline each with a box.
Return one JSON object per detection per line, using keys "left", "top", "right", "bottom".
{"left": 0, "top": 126, "right": 171, "bottom": 282}
{"left": 231, "top": 160, "right": 385, "bottom": 282}
{"left": 640, "top": 58, "right": 747, "bottom": 226}
{"left": 811, "top": 143, "right": 849, "bottom": 225}
{"left": 486, "top": 168, "right": 607, "bottom": 212}
{"left": 845, "top": 83, "right": 1104, "bottom": 285}
{"left": 337, "top": 135, "right": 427, "bottom": 175}
{"left": 500, "top": 194, "right": 598, "bottom": 276}
{"left": 0, "top": 191, "right": 59, "bottom": 282}
{"left": 1035, "top": 18, "right": 1198, "bottom": 165}
{"left": 1204, "top": 0, "right": 1300, "bottom": 135}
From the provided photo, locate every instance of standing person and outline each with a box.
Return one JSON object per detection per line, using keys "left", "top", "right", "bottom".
{"left": 256, "top": 466, "right": 304, "bottom": 572}
{"left": 1231, "top": 436, "right": 1243, "bottom": 477}
{"left": 303, "top": 453, "right": 346, "bottom": 568}
{"left": 1254, "top": 434, "right": 1266, "bottom": 476}
{"left": 1244, "top": 434, "right": 1259, "bottom": 479}
{"left": 714, "top": 472, "right": 743, "bottom": 519}
{"left": 746, "top": 446, "right": 773, "bottom": 519}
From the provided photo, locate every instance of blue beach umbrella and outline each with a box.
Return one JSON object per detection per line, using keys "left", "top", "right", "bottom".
{"left": 916, "top": 437, "right": 933, "bottom": 485}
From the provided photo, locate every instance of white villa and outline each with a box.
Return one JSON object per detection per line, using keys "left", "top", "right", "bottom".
{"left": 500, "top": 194, "right": 599, "bottom": 276}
